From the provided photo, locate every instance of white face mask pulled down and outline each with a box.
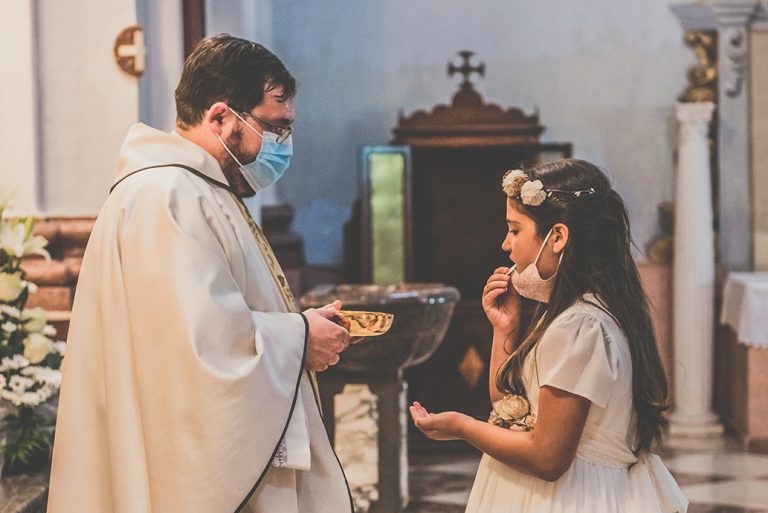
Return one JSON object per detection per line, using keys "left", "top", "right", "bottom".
{"left": 509, "top": 228, "right": 563, "bottom": 304}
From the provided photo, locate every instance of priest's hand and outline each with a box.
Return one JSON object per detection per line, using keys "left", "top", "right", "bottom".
{"left": 303, "top": 300, "right": 350, "bottom": 371}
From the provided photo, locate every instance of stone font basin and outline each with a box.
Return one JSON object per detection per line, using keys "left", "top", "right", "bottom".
{"left": 300, "top": 283, "right": 460, "bottom": 373}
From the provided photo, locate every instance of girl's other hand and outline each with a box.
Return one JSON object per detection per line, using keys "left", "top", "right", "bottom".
{"left": 409, "top": 401, "right": 468, "bottom": 441}
{"left": 482, "top": 267, "right": 521, "bottom": 334}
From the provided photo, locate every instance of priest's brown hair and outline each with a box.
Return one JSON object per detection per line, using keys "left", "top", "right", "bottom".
{"left": 175, "top": 34, "right": 296, "bottom": 129}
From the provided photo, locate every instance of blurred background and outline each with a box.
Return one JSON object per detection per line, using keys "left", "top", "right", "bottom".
{"left": 1, "top": 1, "right": 767, "bottom": 512}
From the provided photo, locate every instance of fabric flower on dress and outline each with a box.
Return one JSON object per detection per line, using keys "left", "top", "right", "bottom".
{"left": 488, "top": 393, "right": 537, "bottom": 432}
{"left": 494, "top": 394, "right": 529, "bottom": 421}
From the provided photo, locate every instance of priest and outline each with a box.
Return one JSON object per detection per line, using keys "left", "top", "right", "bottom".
{"left": 48, "top": 35, "right": 353, "bottom": 513}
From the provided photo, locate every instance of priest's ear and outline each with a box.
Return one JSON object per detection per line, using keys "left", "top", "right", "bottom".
{"left": 204, "top": 102, "right": 229, "bottom": 135}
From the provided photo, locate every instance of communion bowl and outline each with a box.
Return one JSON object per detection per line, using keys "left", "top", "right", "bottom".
{"left": 299, "top": 283, "right": 460, "bottom": 373}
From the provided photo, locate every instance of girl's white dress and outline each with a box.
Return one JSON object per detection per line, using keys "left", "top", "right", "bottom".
{"left": 465, "top": 294, "right": 688, "bottom": 513}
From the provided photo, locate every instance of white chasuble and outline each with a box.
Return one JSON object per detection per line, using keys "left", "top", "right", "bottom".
{"left": 47, "top": 124, "right": 353, "bottom": 513}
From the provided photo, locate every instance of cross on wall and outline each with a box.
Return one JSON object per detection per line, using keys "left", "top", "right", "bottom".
{"left": 113, "top": 25, "right": 145, "bottom": 77}
{"left": 447, "top": 51, "right": 485, "bottom": 86}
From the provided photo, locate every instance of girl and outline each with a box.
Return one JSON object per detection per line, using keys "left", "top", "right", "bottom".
{"left": 410, "top": 159, "right": 688, "bottom": 512}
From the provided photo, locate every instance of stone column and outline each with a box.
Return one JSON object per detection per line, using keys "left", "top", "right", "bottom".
{"left": 669, "top": 101, "right": 724, "bottom": 438}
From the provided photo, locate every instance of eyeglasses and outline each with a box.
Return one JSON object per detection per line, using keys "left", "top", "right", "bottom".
{"left": 237, "top": 111, "right": 293, "bottom": 144}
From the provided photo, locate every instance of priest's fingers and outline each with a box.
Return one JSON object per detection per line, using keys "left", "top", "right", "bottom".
{"left": 328, "top": 353, "right": 341, "bottom": 366}
{"left": 305, "top": 308, "right": 351, "bottom": 371}
{"left": 314, "top": 302, "right": 341, "bottom": 319}
{"left": 340, "top": 328, "right": 350, "bottom": 348}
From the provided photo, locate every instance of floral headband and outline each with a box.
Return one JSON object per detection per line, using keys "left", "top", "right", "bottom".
{"left": 502, "top": 169, "right": 596, "bottom": 207}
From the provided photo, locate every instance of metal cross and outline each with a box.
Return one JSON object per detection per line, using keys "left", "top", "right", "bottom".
{"left": 447, "top": 51, "right": 485, "bottom": 86}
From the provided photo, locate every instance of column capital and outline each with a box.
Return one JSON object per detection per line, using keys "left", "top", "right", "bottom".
{"left": 675, "top": 101, "right": 716, "bottom": 124}
{"left": 671, "top": 3, "right": 717, "bottom": 31}
{"left": 711, "top": 0, "right": 759, "bottom": 25}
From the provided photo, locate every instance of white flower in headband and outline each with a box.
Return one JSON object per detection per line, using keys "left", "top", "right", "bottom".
{"left": 502, "top": 170, "right": 528, "bottom": 197}
{"left": 502, "top": 168, "right": 597, "bottom": 206}
{"left": 502, "top": 169, "right": 546, "bottom": 206}
{"left": 520, "top": 180, "right": 547, "bottom": 206}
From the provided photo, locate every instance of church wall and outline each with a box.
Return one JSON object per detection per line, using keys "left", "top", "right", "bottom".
{"left": 202, "top": 0, "right": 279, "bottom": 224}
{"left": 0, "top": 0, "right": 41, "bottom": 215}
{"left": 35, "top": 0, "right": 140, "bottom": 215}
{"left": 269, "top": 0, "right": 693, "bottom": 266}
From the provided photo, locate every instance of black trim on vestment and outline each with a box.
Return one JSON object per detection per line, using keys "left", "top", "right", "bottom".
{"left": 307, "top": 367, "right": 356, "bottom": 512}
{"left": 234, "top": 313, "right": 310, "bottom": 513}
{"left": 108, "top": 163, "right": 231, "bottom": 195}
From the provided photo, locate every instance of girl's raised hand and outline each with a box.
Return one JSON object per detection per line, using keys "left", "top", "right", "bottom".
{"left": 408, "top": 401, "right": 468, "bottom": 441}
{"left": 482, "top": 267, "right": 521, "bottom": 334}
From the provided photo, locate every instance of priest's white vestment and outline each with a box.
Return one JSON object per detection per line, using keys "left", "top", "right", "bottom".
{"left": 47, "top": 124, "right": 353, "bottom": 513}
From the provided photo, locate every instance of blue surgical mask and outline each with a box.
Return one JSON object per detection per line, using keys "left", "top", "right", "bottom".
{"left": 216, "top": 109, "right": 293, "bottom": 191}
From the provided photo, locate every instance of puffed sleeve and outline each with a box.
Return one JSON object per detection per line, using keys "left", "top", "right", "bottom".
{"left": 534, "top": 312, "right": 620, "bottom": 408}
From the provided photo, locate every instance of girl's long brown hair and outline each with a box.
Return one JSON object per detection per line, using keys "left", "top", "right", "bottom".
{"left": 496, "top": 159, "right": 668, "bottom": 454}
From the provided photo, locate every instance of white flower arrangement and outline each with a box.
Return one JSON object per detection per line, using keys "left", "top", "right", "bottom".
{"left": 0, "top": 197, "right": 65, "bottom": 474}
{"left": 0, "top": 218, "right": 50, "bottom": 261}
{"left": 488, "top": 393, "right": 536, "bottom": 432}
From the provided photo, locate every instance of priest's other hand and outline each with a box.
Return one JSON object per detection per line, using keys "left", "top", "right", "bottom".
{"left": 303, "top": 300, "right": 351, "bottom": 371}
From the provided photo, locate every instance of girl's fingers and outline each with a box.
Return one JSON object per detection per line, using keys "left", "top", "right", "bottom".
{"left": 483, "top": 288, "right": 507, "bottom": 303}
{"left": 483, "top": 282, "right": 510, "bottom": 297}
{"left": 416, "top": 415, "right": 437, "bottom": 429}
{"left": 413, "top": 401, "right": 429, "bottom": 415}
{"left": 485, "top": 278, "right": 511, "bottom": 291}
{"left": 410, "top": 406, "right": 426, "bottom": 420}
{"left": 410, "top": 402, "right": 429, "bottom": 419}
{"left": 491, "top": 268, "right": 512, "bottom": 278}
